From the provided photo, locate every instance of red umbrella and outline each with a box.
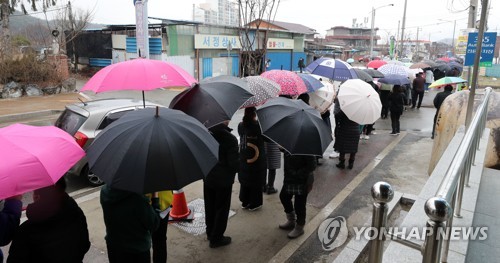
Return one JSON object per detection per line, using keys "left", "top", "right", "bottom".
{"left": 437, "top": 57, "right": 451, "bottom": 63}
{"left": 366, "top": 60, "right": 387, "bottom": 69}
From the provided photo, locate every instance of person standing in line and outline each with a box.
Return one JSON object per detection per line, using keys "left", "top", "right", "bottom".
{"left": 204, "top": 120, "right": 239, "bottom": 248}
{"left": 424, "top": 68, "right": 434, "bottom": 93}
{"left": 379, "top": 83, "right": 392, "bottom": 119}
{"left": 432, "top": 85, "right": 454, "bottom": 139}
{"left": 388, "top": 85, "right": 406, "bottom": 135}
{"left": 411, "top": 73, "right": 426, "bottom": 109}
{"left": 298, "top": 58, "right": 306, "bottom": 73}
{"left": 238, "top": 107, "right": 267, "bottom": 211}
{"left": 100, "top": 184, "right": 160, "bottom": 263}
{"left": 147, "top": 191, "right": 173, "bottom": 263}
{"left": 333, "top": 108, "right": 360, "bottom": 169}
{"left": 0, "top": 196, "right": 22, "bottom": 263}
{"left": 264, "top": 141, "right": 281, "bottom": 194}
{"left": 8, "top": 178, "right": 90, "bottom": 263}
{"left": 278, "top": 152, "right": 316, "bottom": 239}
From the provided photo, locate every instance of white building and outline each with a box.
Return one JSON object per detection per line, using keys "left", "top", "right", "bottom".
{"left": 193, "top": 0, "right": 239, "bottom": 27}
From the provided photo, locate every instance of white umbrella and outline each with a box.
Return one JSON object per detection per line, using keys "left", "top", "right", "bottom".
{"left": 309, "top": 81, "right": 335, "bottom": 114}
{"left": 337, "top": 79, "right": 382, "bottom": 124}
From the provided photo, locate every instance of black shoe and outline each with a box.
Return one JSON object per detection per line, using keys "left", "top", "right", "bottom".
{"left": 336, "top": 161, "right": 345, "bottom": 169}
{"left": 348, "top": 161, "right": 354, "bottom": 169}
{"left": 247, "top": 204, "right": 262, "bottom": 211}
{"left": 267, "top": 187, "right": 278, "bottom": 195}
{"left": 241, "top": 203, "right": 249, "bottom": 209}
{"left": 262, "top": 185, "right": 268, "bottom": 193}
{"left": 209, "top": 236, "right": 232, "bottom": 248}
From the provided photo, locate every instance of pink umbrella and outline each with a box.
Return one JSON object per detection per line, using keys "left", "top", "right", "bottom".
{"left": 81, "top": 58, "right": 197, "bottom": 106}
{"left": 261, "top": 70, "right": 307, "bottom": 96}
{"left": 0, "top": 124, "right": 85, "bottom": 199}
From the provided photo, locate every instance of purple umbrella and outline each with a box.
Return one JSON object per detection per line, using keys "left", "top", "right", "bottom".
{"left": 305, "top": 57, "right": 358, "bottom": 81}
{"left": 297, "top": 73, "right": 324, "bottom": 93}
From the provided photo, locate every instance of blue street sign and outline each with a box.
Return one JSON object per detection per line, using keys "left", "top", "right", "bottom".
{"left": 464, "top": 32, "right": 497, "bottom": 67}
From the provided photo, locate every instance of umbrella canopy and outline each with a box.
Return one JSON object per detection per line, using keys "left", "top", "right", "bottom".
{"left": 346, "top": 58, "right": 355, "bottom": 64}
{"left": 448, "top": 61, "right": 463, "bottom": 73}
{"left": 297, "top": 73, "right": 324, "bottom": 93}
{"left": 366, "top": 60, "right": 387, "bottom": 69}
{"left": 81, "top": 58, "right": 197, "bottom": 92}
{"left": 377, "top": 74, "right": 411, "bottom": 85}
{"left": 241, "top": 76, "right": 281, "bottom": 108}
{"left": 422, "top": 60, "right": 439, "bottom": 67}
{"left": 410, "top": 62, "right": 431, "bottom": 69}
{"left": 363, "top": 68, "right": 385, "bottom": 78}
{"left": 170, "top": 75, "right": 253, "bottom": 128}
{"left": 261, "top": 70, "right": 308, "bottom": 96}
{"left": 435, "top": 63, "right": 451, "bottom": 73}
{"left": 429, "top": 77, "right": 467, "bottom": 88}
{"left": 353, "top": 68, "right": 373, "bottom": 82}
{"left": 337, "top": 79, "right": 382, "bottom": 124}
{"left": 309, "top": 81, "right": 336, "bottom": 114}
{"left": 86, "top": 107, "right": 219, "bottom": 194}
{"left": 377, "top": 64, "right": 409, "bottom": 78}
{"left": 0, "top": 124, "right": 85, "bottom": 199}
{"left": 437, "top": 57, "right": 451, "bottom": 63}
{"left": 256, "top": 97, "right": 333, "bottom": 156}
{"left": 305, "top": 57, "right": 358, "bottom": 81}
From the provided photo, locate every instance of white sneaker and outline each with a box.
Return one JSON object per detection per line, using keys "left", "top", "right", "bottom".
{"left": 364, "top": 135, "right": 370, "bottom": 140}
{"left": 329, "top": 152, "right": 340, "bottom": 159}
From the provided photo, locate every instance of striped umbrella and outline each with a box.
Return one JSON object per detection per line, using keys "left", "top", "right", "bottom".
{"left": 241, "top": 76, "right": 281, "bottom": 108}
{"left": 305, "top": 57, "right": 358, "bottom": 81}
{"left": 377, "top": 64, "right": 409, "bottom": 78}
{"left": 261, "top": 70, "right": 308, "bottom": 96}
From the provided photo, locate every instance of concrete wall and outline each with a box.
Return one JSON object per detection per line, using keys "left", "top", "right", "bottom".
{"left": 486, "top": 64, "right": 500, "bottom": 78}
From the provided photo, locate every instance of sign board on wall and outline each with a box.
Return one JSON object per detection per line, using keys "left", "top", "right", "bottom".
{"left": 267, "top": 38, "right": 294, "bottom": 49}
{"left": 194, "top": 34, "right": 241, "bottom": 49}
{"left": 455, "top": 28, "right": 476, "bottom": 56}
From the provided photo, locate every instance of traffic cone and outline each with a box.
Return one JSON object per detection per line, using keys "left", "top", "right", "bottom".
{"left": 168, "top": 189, "right": 194, "bottom": 222}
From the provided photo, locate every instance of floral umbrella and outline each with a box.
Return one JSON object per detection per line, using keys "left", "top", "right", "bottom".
{"left": 240, "top": 76, "right": 281, "bottom": 108}
{"left": 261, "top": 70, "right": 307, "bottom": 96}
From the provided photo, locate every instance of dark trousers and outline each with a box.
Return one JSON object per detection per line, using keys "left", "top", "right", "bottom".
{"left": 266, "top": 169, "right": 276, "bottom": 187}
{"left": 390, "top": 110, "right": 402, "bottom": 133}
{"left": 152, "top": 217, "right": 169, "bottom": 263}
{"left": 239, "top": 184, "right": 262, "bottom": 207}
{"left": 107, "top": 245, "right": 150, "bottom": 263}
{"left": 412, "top": 91, "right": 424, "bottom": 108}
{"left": 279, "top": 186, "right": 308, "bottom": 225}
{"left": 204, "top": 184, "right": 232, "bottom": 242}
{"left": 339, "top": 152, "right": 356, "bottom": 162}
{"left": 364, "top": 124, "right": 374, "bottom": 135}
{"left": 380, "top": 91, "right": 390, "bottom": 118}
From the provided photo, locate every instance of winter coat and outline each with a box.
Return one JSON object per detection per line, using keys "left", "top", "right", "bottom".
{"left": 238, "top": 121, "right": 267, "bottom": 186}
{"left": 388, "top": 92, "right": 406, "bottom": 113}
{"left": 265, "top": 141, "right": 281, "bottom": 170}
{"left": 434, "top": 90, "right": 453, "bottom": 111}
{"left": 283, "top": 153, "right": 316, "bottom": 186}
{"left": 412, "top": 76, "right": 426, "bottom": 93}
{"left": 7, "top": 194, "right": 90, "bottom": 263}
{"left": 425, "top": 70, "right": 434, "bottom": 84}
{"left": 333, "top": 111, "right": 360, "bottom": 154}
{"left": 0, "top": 199, "right": 22, "bottom": 263}
{"left": 100, "top": 185, "right": 160, "bottom": 253}
{"left": 205, "top": 124, "right": 240, "bottom": 188}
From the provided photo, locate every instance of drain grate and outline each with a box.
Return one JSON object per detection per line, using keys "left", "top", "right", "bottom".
{"left": 171, "top": 198, "right": 236, "bottom": 236}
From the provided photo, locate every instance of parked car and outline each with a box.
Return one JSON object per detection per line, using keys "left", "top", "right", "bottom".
{"left": 55, "top": 98, "right": 162, "bottom": 186}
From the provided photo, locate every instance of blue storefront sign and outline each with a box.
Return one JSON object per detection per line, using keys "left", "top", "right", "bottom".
{"left": 464, "top": 32, "right": 497, "bottom": 67}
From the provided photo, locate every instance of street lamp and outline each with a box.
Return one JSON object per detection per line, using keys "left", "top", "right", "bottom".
{"left": 370, "top": 4, "right": 394, "bottom": 57}
{"left": 438, "top": 19, "right": 457, "bottom": 56}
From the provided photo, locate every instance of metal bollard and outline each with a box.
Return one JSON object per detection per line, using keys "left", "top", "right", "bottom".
{"left": 422, "top": 197, "right": 452, "bottom": 263}
{"left": 368, "top": 182, "right": 394, "bottom": 263}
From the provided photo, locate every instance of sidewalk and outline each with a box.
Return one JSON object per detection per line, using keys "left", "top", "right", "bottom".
{"left": 0, "top": 90, "right": 437, "bottom": 262}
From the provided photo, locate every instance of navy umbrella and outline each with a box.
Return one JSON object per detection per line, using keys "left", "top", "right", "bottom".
{"left": 256, "top": 97, "right": 333, "bottom": 156}
{"left": 305, "top": 57, "right": 358, "bottom": 81}
{"left": 86, "top": 107, "right": 219, "bottom": 194}
{"left": 297, "top": 73, "right": 324, "bottom": 93}
{"left": 170, "top": 75, "right": 253, "bottom": 128}
{"left": 377, "top": 74, "right": 410, "bottom": 85}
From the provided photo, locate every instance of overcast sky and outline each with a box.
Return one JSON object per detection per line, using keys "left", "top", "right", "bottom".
{"left": 34, "top": 0, "right": 499, "bottom": 42}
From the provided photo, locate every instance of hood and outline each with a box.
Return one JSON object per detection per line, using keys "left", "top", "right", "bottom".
{"left": 100, "top": 184, "right": 139, "bottom": 205}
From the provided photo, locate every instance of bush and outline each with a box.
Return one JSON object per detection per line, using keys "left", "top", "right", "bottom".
{"left": 0, "top": 54, "right": 62, "bottom": 85}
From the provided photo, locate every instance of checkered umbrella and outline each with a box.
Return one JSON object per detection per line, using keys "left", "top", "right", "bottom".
{"left": 305, "top": 57, "right": 358, "bottom": 81}
{"left": 377, "top": 64, "right": 409, "bottom": 78}
{"left": 240, "top": 76, "right": 281, "bottom": 108}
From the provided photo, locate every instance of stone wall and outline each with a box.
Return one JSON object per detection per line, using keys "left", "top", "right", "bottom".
{"left": 0, "top": 78, "right": 76, "bottom": 99}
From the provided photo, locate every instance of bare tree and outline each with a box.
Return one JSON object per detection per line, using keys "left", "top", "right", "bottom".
{"left": 238, "top": 0, "right": 280, "bottom": 76}
{"left": 0, "top": 0, "right": 57, "bottom": 58}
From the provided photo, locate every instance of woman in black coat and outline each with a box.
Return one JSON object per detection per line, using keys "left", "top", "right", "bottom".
{"left": 333, "top": 109, "right": 360, "bottom": 169}
{"left": 388, "top": 85, "right": 406, "bottom": 135}
{"left": 238, "top": 107, "right": 267, "bottom": 211}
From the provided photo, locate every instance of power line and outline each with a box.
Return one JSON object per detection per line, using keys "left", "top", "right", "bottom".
{"left": 9, "top": 5, "right": 69, "bottom": 17}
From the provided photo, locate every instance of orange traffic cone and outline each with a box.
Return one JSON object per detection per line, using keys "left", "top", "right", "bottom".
{"left": 168, "top": 189, "right": 194, "bottom": 222}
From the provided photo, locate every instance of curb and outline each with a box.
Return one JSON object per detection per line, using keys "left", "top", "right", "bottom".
{"left": 0, "top": 110, "right": 63, "bottom": 123}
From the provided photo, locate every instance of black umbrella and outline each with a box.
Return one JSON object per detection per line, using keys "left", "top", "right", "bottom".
{"left": 353, "top": 68, "right": 373, "bottom": 82}
{"left": 421, "top": 60, "right": 438, "bottom": 68}
{"left": 86, "top": 107, "right": 219, "bottom": 194}
{"left": 435, "top": 63, "right": 451, "bottom": 73}
{"left": 256, "top": 97, "right": 333, "bottom": 156}
{"left": 170, "top": 75, "right": 253, "bottom": 128}
{"left": 362, "top": 68, "right": 385, "bottom": 78}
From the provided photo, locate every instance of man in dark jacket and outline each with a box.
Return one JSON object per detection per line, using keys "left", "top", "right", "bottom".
{"left": 101, "top": 184, "right": 160, "bottom": 263}
{"left": 298, "top": 58, "right": 306, "bottom": 73}
{"left": 0, "top": 197, "right": 22, "bottom": 263}
{"left": 432, "top": 85, "right": 453, "bottom": 139}
{"left": 412, "top": 73, "right": 426, "bottom": 109}
{"left": 204, "top": 121, "right": 239, "bottom": 248}
{"left": 8, "top": 178, "right": 90, "bottom": 263}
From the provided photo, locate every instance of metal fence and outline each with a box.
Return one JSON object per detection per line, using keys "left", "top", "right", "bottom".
{"left": 368, "top": 87, "right": 493, "bottom": 263}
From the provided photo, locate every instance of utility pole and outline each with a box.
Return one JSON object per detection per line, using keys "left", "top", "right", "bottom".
{"left": 396, "top": 20, "right": 400, "bottom": 58}
{"left": 399, "top": 0, "right": 408, "bottom": 59}
{"left": 416, "top": 27, "right": 421, "bottom": 59}
{"left": 370, "top": 7, "right": 375, "bottom": 57}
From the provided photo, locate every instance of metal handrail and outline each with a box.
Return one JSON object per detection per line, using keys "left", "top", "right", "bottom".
{"left": 368, "top": 87, "right": 493, "bottom": 263}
